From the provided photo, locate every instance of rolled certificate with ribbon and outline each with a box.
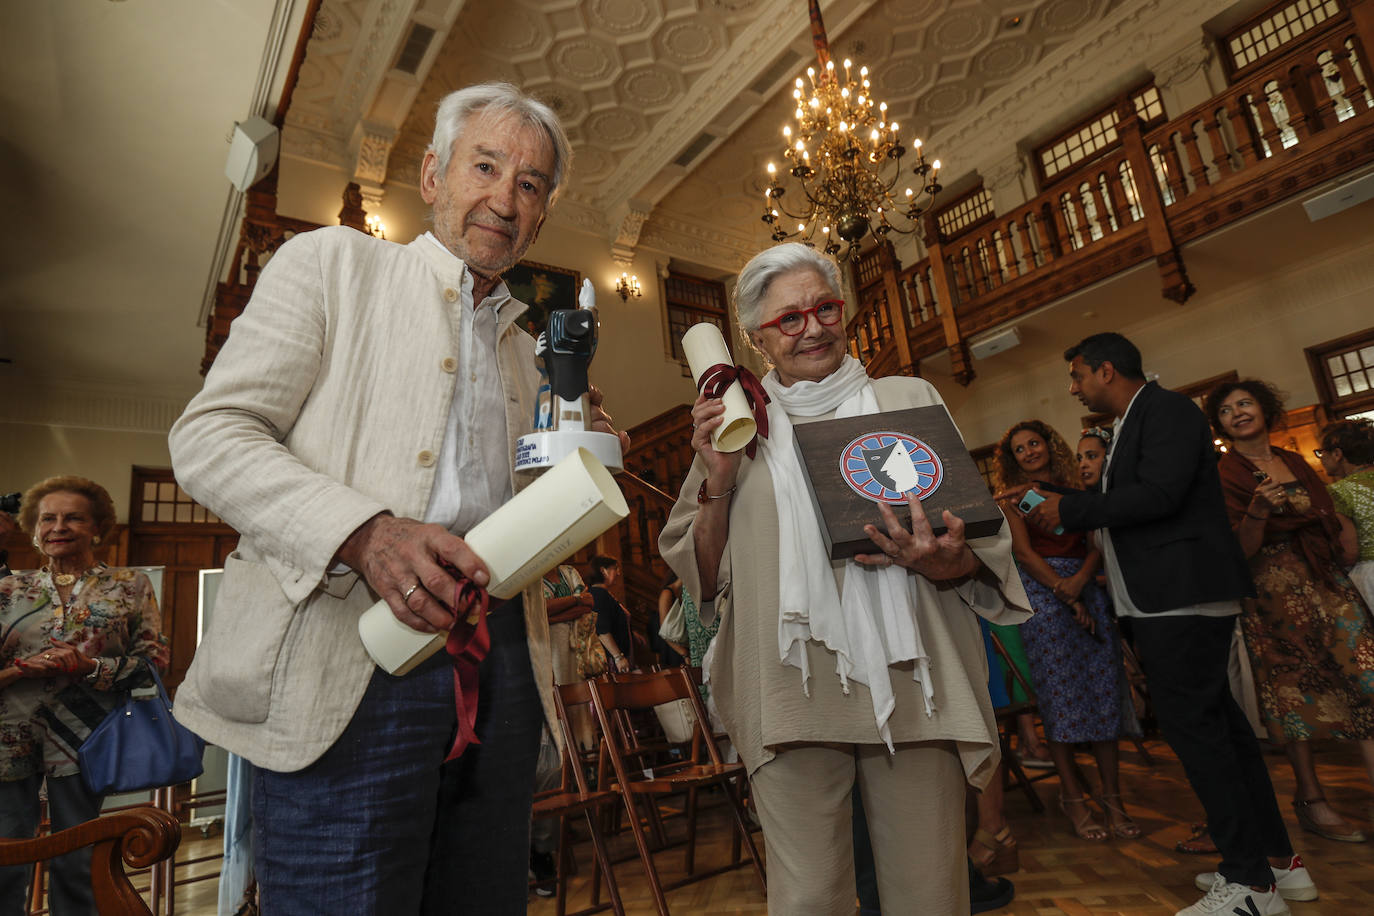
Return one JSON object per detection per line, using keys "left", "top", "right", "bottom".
{"left": 682, "top": 323, "right": 768, "bottom": 455}
{"left": 358, "top": 447, "right": 629, "bottom": 675}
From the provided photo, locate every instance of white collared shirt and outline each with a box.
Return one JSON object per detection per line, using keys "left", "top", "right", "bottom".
{"left": 1096, "top": 384, "right": 1238, "bottom": 619}
{"left": 420, "top": 232, "right": 513, "bottom": 536}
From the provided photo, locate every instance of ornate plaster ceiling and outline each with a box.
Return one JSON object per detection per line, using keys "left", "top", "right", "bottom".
{"left": 284, "top": 0, "right": 1215, "bottom": 269}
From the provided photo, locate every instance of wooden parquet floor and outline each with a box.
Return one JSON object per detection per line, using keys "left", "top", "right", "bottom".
{"left": 526, "top": 739, "right": 1374, "bottom": 916}
{"left": 105, "top": 739, "right": 1373, "bottom": 915}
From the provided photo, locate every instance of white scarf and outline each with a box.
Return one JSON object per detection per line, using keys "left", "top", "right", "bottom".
{"left": 758, "top": 356, "right": 933, "bottom": 750}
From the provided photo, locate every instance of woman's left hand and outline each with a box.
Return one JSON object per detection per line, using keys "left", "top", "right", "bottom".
{"left": 855, "top": 492, "right": 979, "bottom": 581}
{"left": 1052, "top": 574, "right": 1087, "bottom": 603}
{"left": 1069, "top": 600, "right": 1095, "bottom": 636}
{"left": 13, "top": 640, "right": 95, "bottom": 679}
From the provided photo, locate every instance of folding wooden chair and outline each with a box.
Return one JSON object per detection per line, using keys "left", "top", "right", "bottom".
{"left": 987, "top": 630, "right": 1048, "bottom": 813}
{"left": 531, "top": 680, "right": 627, "bottom": 916}
{"left": 589, "top": 668, "right": 765, "bottom": 916}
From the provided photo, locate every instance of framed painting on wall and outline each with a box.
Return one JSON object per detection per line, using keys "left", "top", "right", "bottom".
{"left": 503, "top": 260, "right": 583, "bottom": 337}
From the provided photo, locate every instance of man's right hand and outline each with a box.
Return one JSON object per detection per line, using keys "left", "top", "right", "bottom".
{"left": 335, "top": 513, "right": 490, "bottom": 633}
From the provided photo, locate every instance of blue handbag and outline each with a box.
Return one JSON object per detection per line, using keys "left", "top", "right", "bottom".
{"left": 78, "top": 660, "right": 206, "bottom": 795}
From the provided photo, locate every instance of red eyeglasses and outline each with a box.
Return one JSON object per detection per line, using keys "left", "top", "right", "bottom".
{"left": 758, "top": 299, "right": 845, "bottom": 336}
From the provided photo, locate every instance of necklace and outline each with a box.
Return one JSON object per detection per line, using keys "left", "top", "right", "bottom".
{"left": 44, "top": 566, "right": 91, "bottom": 588}
{"left": 1235, "top": 448, "right": 1275, "bottom": 462}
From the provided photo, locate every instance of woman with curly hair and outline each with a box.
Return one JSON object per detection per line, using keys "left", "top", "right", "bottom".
{"left": 1206, "top": 380, "right": 1374, "bottom": 843}
{"left": 1319, "top": 417, "right": 1374, "bottom": 604}
{"left": 0, "top": 475, "right": 169, "bottom": 913}
{"left": 993, "top": 420, "right": 1139, "bottom": 842}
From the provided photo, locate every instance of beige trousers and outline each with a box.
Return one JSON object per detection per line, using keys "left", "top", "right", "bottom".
{"left": 750, "top": 741, "right": 968, "bottom": 916}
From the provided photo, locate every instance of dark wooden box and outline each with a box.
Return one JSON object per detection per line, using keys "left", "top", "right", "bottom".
{"left": 791, "top": 405, "right": 1005, "bottom": 560}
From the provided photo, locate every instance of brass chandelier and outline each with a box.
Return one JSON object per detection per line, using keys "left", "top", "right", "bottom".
{"left": 761, "top": 0, "right": 942, "bottom": 260}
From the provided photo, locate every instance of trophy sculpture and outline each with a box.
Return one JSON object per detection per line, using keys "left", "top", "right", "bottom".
{"left": 515, "top": 280, "right": 624, "bottom": 473}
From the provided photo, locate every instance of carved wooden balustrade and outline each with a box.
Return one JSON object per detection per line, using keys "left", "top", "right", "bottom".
{"left": 622, "top": 403, "right": 695, "bottom": 496}
{"left": 614, "top": 469, "right": 677, "bottom": 623}
{"left": 201, "top": 176, "right": 368, "bottom": 375}
{"left": 850, "top": 4, "right": 1374, "bottom": 384}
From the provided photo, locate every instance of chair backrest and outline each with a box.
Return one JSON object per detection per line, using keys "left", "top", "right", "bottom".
{"left": 591, "top": 668, "right": 725, "bottom": 770}
{"left": 987, "top": 629, "right": 1038, "bottom": 710}
{"left": 0, "top": 806, "right": 179, "bottom": 916}
{"left": 553, "top": 679, "right": 603, "bottom": 797}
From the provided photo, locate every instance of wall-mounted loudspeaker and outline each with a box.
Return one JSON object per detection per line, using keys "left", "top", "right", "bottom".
{"left": 225, "top": 116, "right": 280, "bottom": 192}
{"left": 969, "top": 326, "right": 1021, "bottom": 360}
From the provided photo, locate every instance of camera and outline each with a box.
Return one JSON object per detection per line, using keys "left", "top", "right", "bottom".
{"left": 0, "top": 492, "right": 20, "bottom": 515}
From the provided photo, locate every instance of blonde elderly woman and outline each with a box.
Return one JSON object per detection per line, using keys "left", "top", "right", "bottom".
{"left": 659, "top": 243, "right": 1030, "bottom": 915}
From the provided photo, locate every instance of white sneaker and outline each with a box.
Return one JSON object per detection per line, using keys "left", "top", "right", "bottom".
{"left": 1193, "top": 856, "right": 1318, "bottom": 902}
{"left": 1270, "top": 855, "right": 1318, "bottom": 902}
{"left": 1178, "top": 874, "right": 1289, "bottom": 916}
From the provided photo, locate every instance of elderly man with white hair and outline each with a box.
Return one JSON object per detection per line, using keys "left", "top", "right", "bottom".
{"left": 170, "top": 83, "right": 625, "bottom": 914}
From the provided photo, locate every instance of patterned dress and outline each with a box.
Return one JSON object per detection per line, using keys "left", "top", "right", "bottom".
{"left": 1013, "top": 527, "right": 1125, "bottom": 743}
{"left": 1241, "top": 485, "right": 1374, "bottom": 741}
{"left": 0, "top": 566, "right": 168, "bottom": 780}
{"left": 1329, "top": 468, "right": 1374, "bottom": 605}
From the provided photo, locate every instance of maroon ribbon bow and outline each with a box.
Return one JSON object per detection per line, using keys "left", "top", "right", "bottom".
{"left": 698, "top": 363, "right": 770, "bottom": 458}
{"left": 443, "top": 575, "right": 492, "bottom": 761}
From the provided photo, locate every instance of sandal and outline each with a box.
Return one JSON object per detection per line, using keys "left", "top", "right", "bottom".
{"left": 967, "top": 825, "right": 1019, "bottom": 876}
{"left": 1293, "top": 797, "right": 1367, "bottom": 843}
{"left": 1096, "top": 792, "right": 1142, "bottom": 839}
{"left": 1175, "top": 822, "right": 1217, "bottom": 855}
{"left": 1059, "top": 795, "right": 1108, "bottom": 842}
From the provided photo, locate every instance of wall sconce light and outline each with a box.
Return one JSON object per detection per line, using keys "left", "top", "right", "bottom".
{"left": 365, "top": 213, "right": 386, "bottom": 239}
{"left": 615, "top": 273, "right": 642, "bottom": 301}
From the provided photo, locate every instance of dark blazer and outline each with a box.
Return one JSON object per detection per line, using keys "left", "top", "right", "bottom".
{"left": 1058, "top": 382, "right": 1253, "bottom": 612}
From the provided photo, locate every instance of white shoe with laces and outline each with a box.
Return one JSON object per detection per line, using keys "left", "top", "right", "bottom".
{"left": 1177, "top": 874, "right": 1289, "bottom": 916}
{"left": 1192, "top": 855, "right": 1318, "bottom": 902}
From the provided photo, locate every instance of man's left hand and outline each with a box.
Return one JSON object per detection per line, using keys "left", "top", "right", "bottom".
{"left": 1025, "top": 490, "right": 1064, "bottom": 532}
{"left": 855, "top": 492, "right": 979, "bottom": 581}
{"left": 588, "top": 384, "right": 631, "bottom": 453}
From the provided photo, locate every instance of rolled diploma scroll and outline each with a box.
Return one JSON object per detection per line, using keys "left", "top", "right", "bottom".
{"left": 358, "top": 447, "right": 629, "bottom": 675}
{"left": 681, "top": 323, "right": 756, "bottom": 453}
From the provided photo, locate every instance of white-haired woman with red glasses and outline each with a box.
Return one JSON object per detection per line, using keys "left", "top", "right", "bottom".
{"left": 660, "top": 242, "right": 1030, "bottom": 915}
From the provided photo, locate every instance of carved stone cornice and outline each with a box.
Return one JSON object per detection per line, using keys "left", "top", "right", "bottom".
{"left": 610, "top": 199, "right": 653, "bottom": 263}
{"left": 638, "top": 213, "right": 760, "bottom": 273}
{"left": 351, "top": 120, "right": 398, "bottom": 186}
{"left": 1150, "top": 35, "right": 1214, "bottom": 90}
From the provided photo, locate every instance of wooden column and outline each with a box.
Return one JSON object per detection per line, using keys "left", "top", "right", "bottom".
{"left": 921, "top": 214, "right": 974, "bottom": 386}
{"left": 1348, "top": 0, "right": 1374, "bottom": 73}
{"left": 1116, "top": 99, "right": 1195, "bottom": 304}
{"left": 874, "top": 241, "right": 917, "bottom": 376}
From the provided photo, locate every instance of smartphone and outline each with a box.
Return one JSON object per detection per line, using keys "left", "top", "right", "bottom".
{"left": 1252, "top": 469, "right": 1269, "bottom": 483}
{"left": 1017, "top": 489, "right": 1065, "bottom": 535}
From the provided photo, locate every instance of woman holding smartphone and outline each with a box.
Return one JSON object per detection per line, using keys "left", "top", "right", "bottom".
{"left": 993, "top": 420, "right": 1139, "bottom": 842}
{"left": 1206, "top": 379, "right": 1374, "bottom": 843}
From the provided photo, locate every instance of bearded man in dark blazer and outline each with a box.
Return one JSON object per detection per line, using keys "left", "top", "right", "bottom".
{"left": 1025, "top": 333, "right": 1312, "bottom": 916}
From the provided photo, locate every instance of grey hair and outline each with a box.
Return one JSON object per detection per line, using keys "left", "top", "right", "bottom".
{"left": 733, "top": 243, "right": 843, "bottom": 332}
{"left": 428, "top": 83, "right": 573, "bottom": 205}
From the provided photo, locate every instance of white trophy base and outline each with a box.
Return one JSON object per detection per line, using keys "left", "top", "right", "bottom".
{"left": 515, "top": 430, "right": 623, "bottom": 472}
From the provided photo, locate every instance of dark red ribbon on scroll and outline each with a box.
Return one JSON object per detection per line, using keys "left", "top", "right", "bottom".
{"left": 697, "top": 363, "right": 770, "bottom": 458}
{"left": 443, "top": 576, "right": 491, "bottom": 761}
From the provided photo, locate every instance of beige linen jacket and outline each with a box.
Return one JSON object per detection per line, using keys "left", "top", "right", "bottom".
{"left": 168, "top": 226, "right": 553, "bottom": 771}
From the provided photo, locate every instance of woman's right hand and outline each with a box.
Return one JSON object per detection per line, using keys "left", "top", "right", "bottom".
{"left": 690, "top": 392, "right": 744, "bottom": 492}
{"left": 1250, "top": 474, "right": 1287, "bottom": 515}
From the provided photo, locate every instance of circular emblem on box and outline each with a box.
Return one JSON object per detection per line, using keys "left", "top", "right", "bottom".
{"left": 839, "top": 432, "right": 943, "bottom": 504}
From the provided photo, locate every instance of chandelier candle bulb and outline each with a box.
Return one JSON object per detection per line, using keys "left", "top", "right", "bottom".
{"left": 682, "top": 323, "right": 758, "bottom": 454}
{"left": 358, "top": 447, "right": 630, "bottom": 675}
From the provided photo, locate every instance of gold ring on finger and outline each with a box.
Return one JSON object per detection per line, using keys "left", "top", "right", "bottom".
{"left": 403, "top": 583, "right": 420, "bottom": 602}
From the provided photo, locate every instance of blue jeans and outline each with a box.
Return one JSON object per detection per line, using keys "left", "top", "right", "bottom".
{"left": 252, "top": 598, "right": 544, "bottom": 915}
{"left": 0, "top": 772, "right": 104, "bottom": 916}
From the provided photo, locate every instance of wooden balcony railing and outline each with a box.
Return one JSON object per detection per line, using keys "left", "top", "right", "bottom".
{"left": 849, "top": 3, "right": 1374, "bottom": 384}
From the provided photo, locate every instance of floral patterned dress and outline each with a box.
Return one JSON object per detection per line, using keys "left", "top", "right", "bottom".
{"left": 1235, "top": 483, "right": 1374, "bottom": 741}
{"left": 0, "top": 566, "right": 169, "bottom": 780}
